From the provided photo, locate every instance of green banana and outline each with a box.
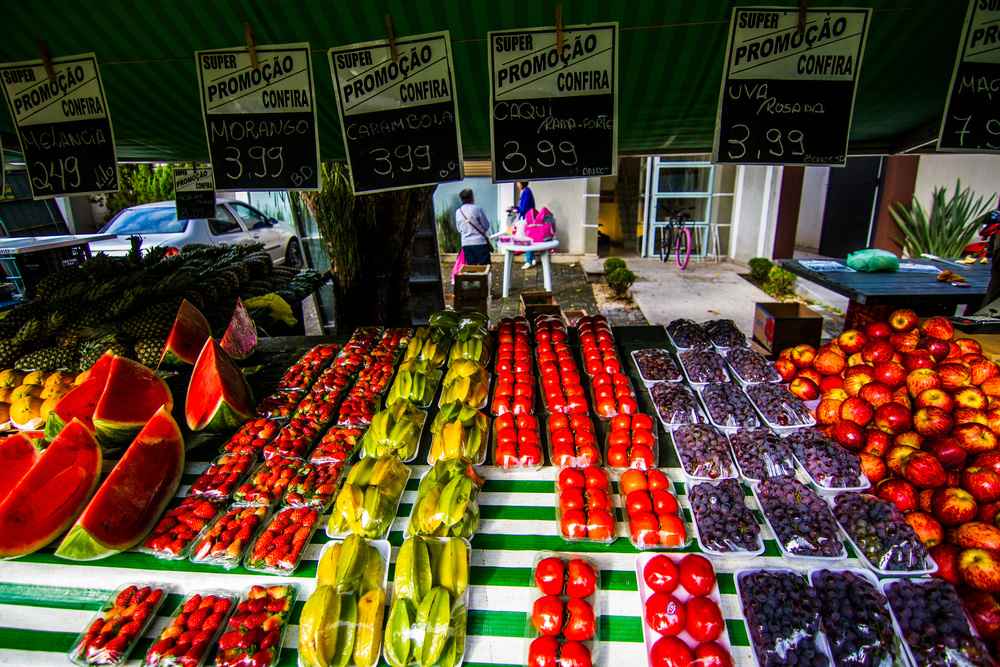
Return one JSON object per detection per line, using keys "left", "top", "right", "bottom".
{"left": 383, "top": 598, "right": 413, "bottom": 667}
{"left": 436, "top": 538, "right": 469, "bottom": 599}
{"left": 329, "top": 593, "right": 357, "bottom": 667}
{"left": 417, "top": 587, "right": 452, "bottom": 667}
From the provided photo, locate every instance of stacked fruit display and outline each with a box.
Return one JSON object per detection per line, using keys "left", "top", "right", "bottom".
{"left": 555, "top": 466, "right": 615, "bottom": 542}
{"left": 619, "top": 468, "right": 687, "bottom": 548}
{"left": 428, "top": 401, "right": 489, "bottom": 464}
{"left": 536, "top": 315, "right": 588, "bottom": 415}
{"left": 606, "top": 412, "right": 657, "bottom": 470}
{"left": 360, "top": 400, "right": 427, "bottom": 460}
{"left": 144, "top": 591, "right": 235, "bottom": 667}
{"left": 214, "top": 585, "right": 296, "bottom": 667}
{"left": 0, "top": 368, "right": 75, "bottom": 427}
{"left": 528, "top": 555, "right": 599, "bottom": 667}
{"left": 408, "top": 459, "right": 483, "bottom": 538}
{"left": 548, "top": 412, "right": 600, "bottom": 467}
{"left": 71, "top": 584, "right": 167, "bottom": 666}
{"left": 491, "top": 316, "right": 535, "bottom": 417}
{"left": 494, "top": 412, "right": 543, "bottom": 468}
{"left": 328, "top": 455, "right": 410, "bottom": 539}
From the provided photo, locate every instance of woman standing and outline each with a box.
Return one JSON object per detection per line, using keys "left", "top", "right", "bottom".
{"left": 516, "top": 181, "right": 538, "bottom": 268}
{"left": 455, "top": 189, "right": 493, "bottom": 266}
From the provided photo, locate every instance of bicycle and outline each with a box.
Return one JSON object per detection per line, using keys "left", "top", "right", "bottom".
{"left": 655, "top": 206, "right": 695, "bottom": 270}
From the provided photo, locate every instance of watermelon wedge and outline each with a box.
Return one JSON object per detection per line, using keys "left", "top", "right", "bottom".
{"left": 0, "top": 420, "right": 101, "bottom": 559}
{"left": 0, "top": 434, "right": 38, "bottom": 503}
{"left": 44, "top": 352, "right": 116, "bottom": 440}
{"left": 56, "top": 406, "right": 183, "bottom": 561}
{"left": 159, "top": 299, "right": 211, "bottom": 367}
{"left": 220, "top": 297, "right": 258, "bottom": 360}
{"left": 185, "top": 338, "right": 253, "bottom": 432}
{"left": 92, "top": 357, "right": 173, "bottom": 451}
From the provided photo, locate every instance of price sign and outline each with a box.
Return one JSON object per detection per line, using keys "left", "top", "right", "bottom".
{"left": 328, "top": 31, "right": 463, "bottom": 194}
{"left": 174, "top": 167, "right": 215, "bottom": 220}
{"left": 712, "top": 8, "right": 871, "bottom": 166}
{"left": 488, "top": 23, "right": 618, "bottom": 182}
{"left": 938, "top": 1, "right": 1000, "bottom": 151}
{"left": 0, "top": 52, "right": 118, "bottom": 199}
{"left": 195, "top": 43, "right": 319, "bottom": 191}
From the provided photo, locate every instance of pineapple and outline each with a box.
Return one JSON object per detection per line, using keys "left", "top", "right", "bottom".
{"left": 15, "top": 346, "right": 78, "bottom": 372}
{"left": 121, "top": 300, "right": 178, "bottom": 339}
{"left": 134, "top": 337, "right": 166, "bottom": 368}
{"left": 78, "top": 335, "right": 130, "bottom": 370}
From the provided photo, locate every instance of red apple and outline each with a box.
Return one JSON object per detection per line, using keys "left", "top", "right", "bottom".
{"left": 823, "top": 387, "right": 849, "bottom": 402}
{"left": 790, "top": 344, "right": 817, "bottom": 368}
{"left": 832, "top": 420, "right": 864, "bottom": 450}
{"left": 988, "top": 407, "right": 1000, "bottom": 436}
{"left": 847, "top": 352, "right": 864, "bottom": 367}
{"left": 971, "top": 359, "right": 1000, "bottom": 386}
{"left": 893, "top": 386, "right": 913, "bottom": 410}
{"left": 956, "top": 338, "right": 985, "bottom": 356}
{"left": 929, "top": 437, "right": 969, "bottom": 470}
{"left": 940, "top": 363, "right": 973, "bottom": 391}
{"left": 954, "top": 408, "right": 989, "bottom": 427}
{"left": 796, "top": 368, "right": 823, "bottom": 387}
{"left": 877, "top": 478, "right": 918, "bottom": 512}
{"left": 961, "top": 589, "right": 1000, "bottom": 640}
{"left": 955, "top": 423, "right": 999, "bottom": 454}
{"left": 907, "top": 368, "right": 941, "bottom": 397}
{"left": 920, "top": 488, "right": 936, "bottom": 513}
{"left": 774, "top": 358, "right": 797, "bottom": 382}
{"left": 901, "top": 450, "right": 947, "bottom": 488}
{"left": 813, "top": 349, "right": 846, "bottom": 376}
{"left": 862, "top": 340, "right": 894, "bottom": 364}
{"left": 921, "top": 316, "right": 955, "bottom": 341}
{"left": 980, "top": 501, "right": 1000, "bottom": 524}
{"left": 956, "top": 387, "right": 989, "bottom": 410}
{"left": 863, "top": 429, "right": 891, "bottom": 456}
{"left": 859, "top": 452, "right": 887, "bottom": 483}
{"left": 815, "top": 398, "right": 843, "bottom": 426}
{"left": 916, "top": 387, "right": 955, "bottom": 411}
{"left": 873, "top": 362, "right": 907, "bottom": 388}
{"left": 789, "top": 377, "right": 820, "bottom": 401}
{"left": 959, "top": 548, "right": 1000, "bottom": 592}
{"left": 886, "top": 445, "right": 918, "bottom": 477}
{"left": 837, "top": 329, "right": 867, "bottom": 354}
{"left": 964, "top": 467, "right": 1000, "bottom": 503}
{"left": 865, "top": 321, "right": 892, "bottom": 339}
{"left": 889, "top": 309, "right": 919, "bottom": 333}
{"left": 926, "top": 337, "right": 952, "bottom": 362}
{"left": 904, "top": 350, "right": 936, "bottom": 371}
{"left": 913, "top": 406, "right": 954, "bottom": 437}
{"left": 932, "top": 487, "right": 979, "bottom": 525}
{"left": 859, "top": 382, "right": 893, "bottom": 408}
{"left": 843, "top": 367, "right": 875, "bottom": 397}
{"left": 891, "top": 330, "right": 921, "bottom": 353}
{"left": 895, "top": 431, "right": 925, "bottom": 449}
{"left": 840, "top": 397, "right": 874, "bottom": 427}
{"left": 904, "top": 511, "right": 944, "bottom": 546}
{"left": 930, "top": 543, "right": 961, "bottom": 585}
{"left": 819, "top": 375, "right": 845, "bottom": 393}
{"left": 874, "top": 401, "right": 912, "bottom": 435}
{"left": 956, "top": 522, "right": 1000, "bottom": 550}
{"left": 975, "top": 451, "right": 1000, "bottom": 476}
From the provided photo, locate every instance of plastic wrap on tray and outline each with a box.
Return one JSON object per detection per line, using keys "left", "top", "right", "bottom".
{"left": 490, "top": 366, "right": 535, "bottom": 417}
{"left": 309, "top": 426, "right": 362, "bottom": 464}
{"left": 785, "top": 428, "right": 867, "bottom": 490}
{"left": 833, "top": 493, "right": 931, "bottom": 573}
{"left": 402, "top": 326, "right": 452, "bottom": 369}
{"left": 737, "top": 569, "right": 830, "bottom": 667}
{"left": 139, "top": 496, "right": 225, "bottom": 560}
{"left": 884, "top": 578, "right": 994, "bottom": 667}
{"left": 648, "top": 381, "right": 706, "bottom": 427}
{"left": 232, "top": 456, "right": 304, "bottom": 507}
{"left": 679, "top": 348, "right": 730, "bottom": 384}
{"left": 337, "top": 390, "right": 379, "bottom": 428}
{"left": 725, "top": 346, "right": 782, "bottom": 384}
{"left": 526, "top": 553, "right": 600, "bottom": 667}
{"left": 728, "top": 428, "right": 797, "bottom": 482}
{"left": 429, "top": 401, "right": 489, "bottom": 464}
{"left": 755, "top": 476, "right": 844, "bottom": 559}
{"left": 214, "top": 584, "right": 297, "bottom": 667}
{"left": 254, "top": 389, "right": 301, "bottom": 420}
{"left": 618, "top": 467, "right": 688, "bottom": 549}
{"left": 810, "top": 569, "right": 905, "bottom": 667}
{"left": 672, "top": 424, "right": 736, "bottom": 480}
{"left": 666, "top": 318, "right": 711, "bottom": 350}
{"left": 221, "top": 418, "right": 281, "bottom": 455}
{"left": 493, "top": 412, "right": 543, "bottom": 469}
{"left": 699, "top": 383, "right": 759, "bottom": 428}
{"left": 745, "top": 382, "right": 815, "bottom": 427}
{"left": 292, "top": 392, "right": 342, "bottom": 426}
{"left": 407, "top": 459, "right": 483, "bottom": 539}
{"left": 283, "top": 460, "right": 345, "bottom": 509}
{"left": 439, "top": 360, "right": 490, "bottom": 409}
{"left": 387, "top": 363, "right": 442, "bottom": 409}
{"left": 548, "top": 413, "right": 601, "bottom": 467}
{"left": 577, "top": 314, "right": 622, "bottom": 377}
{"left": 689, "top": 479, "right": 762, "bottom": 555}
{"left": 590, "top": 370, "right": 639, "bottom": 419}
{"left": 277, "top": 343, "right": 338, "bottom": 391}
{"left": 354, "top": 359, "right": 397, "bottom": 395}
{"left": 631, "top": 348, "right": 682, "bottom": 383}
{"left": 360, "top": 400, "right": 427, "bottom": 461}
{"left": 327, "top": 455, "right": 410, "bottom": 539}
{"left": 244, "top": 506, "right": 320, "bottom": 575}
{"left": 307, "top": 365, "right": 353, "bottom": 396}
{"left": 189, "top": 504, "right": 268, "bottom": 569}
{"left": 188, "top": 451, "right": 257, "bottom": 500}
{"left": 448, "top": 336, "right": 491, "bottom": 365}
{"left": 555, "top": 466, "right": 615, "bottom": 543}
{"left": 261, "top": 416, "right": 324, "bottom": 460}
{"left": 703, "top": 318, "right": 747, "bottom": 349}
{"left": 144, "top": 591, "right": 236, "bottom": 667}
{"left": 69, "top": 584, "right": 168, "bottom": 667}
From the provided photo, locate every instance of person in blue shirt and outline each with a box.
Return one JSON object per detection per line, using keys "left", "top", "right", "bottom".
{"left": 516, "top": 181, "right": 537, "bottom": 268}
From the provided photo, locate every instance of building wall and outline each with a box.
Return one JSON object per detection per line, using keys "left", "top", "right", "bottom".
{"left": 914, "top": 155, "right": 1000, "bottom": 211}
{"left": 795, "top": 167, "right": 829, "bottom": 252}
{"left": 499, "top": 178, "right": 597, "bottom": 254}
{"left": 729, "top": 165, "right": 782, "bottom": 262}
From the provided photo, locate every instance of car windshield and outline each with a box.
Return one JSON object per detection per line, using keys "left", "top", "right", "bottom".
{"left": 103, "top": 207, "right": 188, "bottom": 234}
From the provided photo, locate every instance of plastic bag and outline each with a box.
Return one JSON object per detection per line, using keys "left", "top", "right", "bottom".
{"left": 215, "top": 585, "right": 296, "bottom": 667}
{"left": 262, "top": 416, "right": 324, "bottom": 461}
{"left": 745, "top": 383, "right": 815, "bottom": 427}
{"left": 755, "top": 476, "right": 844, "bottom": 558}
{"left": 699, "top": 384, "right": 760, "bottom": 428}
{"left": 233, "top": 457, "right": 304, "bottom": 507}
{"left": 139, "top": 496, "right": 225, "bottom": 560}
{"left": 493, "top": 412, "right": 543, "bottom": 469}
{"left": 70, "top": 584, "right": 168, "bottom": 667}
{"left": 672, "top": 424, "right": 736, "bottom": 480}
{"left": 407, "top": 459, "right": 483, "bottom": 538}
{"left": 649, "top": 382, "right": 706, "bottom": 427}
{"left": 284, "top": 461, "right": 345, "bottom": 509}
{"left": 555, "top": 466, "right": 615, "bottom": 543}
{"left": 689, "top": 479, "right": 761, "bottom": 555}
{"left": 429, "top": 402, "right": 489, "bottom": 464}
{"left": 833, "top": 493, "right": 931, "bottom": 573}
{"left": 737, "top": 570, "right": 829, "bottom": 666}
{"left": 632, "top": 348, "right": 682, "bottom": 383}
{"left": 786, "top": 428, "right": 865, "bottom": 489}
{"left": 144, "top": 591, "right": 237, "bottom": 667}
{"left": 439, "top": 360, "right": 490, "bottom": 409}
{"left": 277, "top": 343, "right": 338, "bottom": 390}
{"left": 728, "top": 428, "right": 796, "bottom": 481}
{"left": 811, "top": 570, "right": 905, "bottom": 667}
{"left": 450, "top": 249, "right": 466, "bottom": 285}
{"left": 327, "top": 455, "right": 410, "bottom": 539}
{"left": 361, "top": 401, "right": 427, "bottom": 461}
{"left": 703, "top": 318, "right": 746, "bottom": 348}
{"left": 847, "top": 248, "right": 899, "bottom": 272}
{"left": 309, "top": 426, "right": 362, "bottom": 464}
{"left": 222, "top": 418, "right": 280, "bottom": 455}
{"left": 679, "top": 349, "right": 730, "bottom": 384}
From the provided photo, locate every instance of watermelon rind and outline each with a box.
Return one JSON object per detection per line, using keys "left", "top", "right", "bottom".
{"left": 159, "top": 299, "right": 211, "bottom": 368}
{"left": 92, "top": 357, "right": 173, "bottom": 451}
{"left": 185, "top": 338, "right": 253, "bottom": 432}
{"left": 220, "top": 297, "right": 258, "bottom": 360}
{"left": 55, "top": 406, "right": 184, "bottom": 561}
{"left": 44, "top": 352, "right": 116, "bottom": 441}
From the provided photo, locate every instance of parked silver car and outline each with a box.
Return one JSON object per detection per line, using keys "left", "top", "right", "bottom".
{"left": 92, "top": 198, "right": 303, "bottom": 266}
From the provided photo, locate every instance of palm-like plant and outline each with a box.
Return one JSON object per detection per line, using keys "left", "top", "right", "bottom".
{"left": 892, "top": 181, "right": 995, "bottom": 258}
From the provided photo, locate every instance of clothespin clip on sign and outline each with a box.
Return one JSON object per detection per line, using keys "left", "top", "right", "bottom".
{"left": 555, "top": 4, "right": 564, "bottom": 52}
{"left": 385, "top": 14, "right": 399, "bottom": 63}
{"left": 244, "top": 21, "right": 259, "bottom": 70}
{"left": 797, "top": 0, "right": 808, "bottom": 33}
{"left": 37, "top": 40, "right": 56, "bottom": 83}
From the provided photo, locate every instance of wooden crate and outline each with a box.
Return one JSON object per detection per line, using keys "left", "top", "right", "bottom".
{"left": 455, "top": 265, "right": 490, "bottom": 315}
{"left": 521, "top": 289, "right": 561, "bottom": 322}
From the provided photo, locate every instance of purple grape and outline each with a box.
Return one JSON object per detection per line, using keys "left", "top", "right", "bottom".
{"left": 811, "top": 569, "right": 901, "bottom": 667}
{"left": 739, "top": 570, "right": 829, "bottom": 667}
{"left": 833, "top": 493, "right": 929, "bottom": 572}
{"left": 728, "top": 428, "right": 796, "bottom": 481}
{"left": 757, "top": 476, "right": 844, "bottom": 558}
{"left": 648, "top": 382, "right": 705, "bottom": 426}
{"left": 726, "top": 346, "right": 782, "bottom": 384}
{"left": 666, "top": 319, "right": 711, "bottom": 349}
{"left": 745, "top": 383, "right": 813, "bottom": 426}
{"left": 632, "top": 348, "right": 682, "bottom": 382}
{"left": 679, "top": 349, "right": 730, "bottom": 384}
{"left": 690, "top": 479, "right": 760, "bottom": 552}
{"left": 885, "top": 578, "right": 993, "bottom": 666}
{"left": 704, "top": 319, "right": 746, "bottom": 348}
{"left": 700, "top": 383, "right": 759, "bottom": 427}
{"left": 672, "top": 424, "right": 735, "bottom": 479}
{"left": 785, "top": 429, "right": 863, "bottom": 488}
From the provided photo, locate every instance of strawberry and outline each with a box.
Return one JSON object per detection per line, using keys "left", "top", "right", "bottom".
{"left": 115, "top": 585, "right": 137, "bottom": 608}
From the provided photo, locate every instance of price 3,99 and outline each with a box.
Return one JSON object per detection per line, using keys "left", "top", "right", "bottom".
{"left": 725, "top": 125, "right": 805, "bottom": 161}
{"left": 501, "top": 139, "right": 579, "bottom": 176}
{"left": 369, "top": 144, "right": 433, "bottom": 180}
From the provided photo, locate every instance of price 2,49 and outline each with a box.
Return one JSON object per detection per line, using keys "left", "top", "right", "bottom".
{"left": 31, "top": 156, "right": 80, "bottom": 194}
{"left": 726, "top": 125, "right": 806, "bottom": 161}
{"left": 501, "top": 139, "right": 579, "bottom": 176}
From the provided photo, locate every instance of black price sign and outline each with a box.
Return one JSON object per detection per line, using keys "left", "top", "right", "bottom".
{"left": 328, "top": 31, "right": 463, "bottom": 194}
{"left": 713, "top": 8, "right": 871, "bottom": 166}
{"left": 174, "top": 167, "right": 215, "bottom": 220}
{"left": 195, "top": 43, "right": 319, "bottom": 191}
{"left": 939, "top": 1, "right": 1000, "bottom": 151}
{"left": 0, "top": 52, "right": 119, "bottom": 199}
{"left": 489, "top": 23, "right": 618, "bottom": 182}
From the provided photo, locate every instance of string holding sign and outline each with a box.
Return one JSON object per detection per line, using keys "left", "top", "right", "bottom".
{"left": 36, "top": 40, "right": 56, "bottom": 83}
{"left": 243, "top": 21, "right": 259, "bottom": 70}
{"left": 384, "top": 14, "right": 399, "bottom": 63}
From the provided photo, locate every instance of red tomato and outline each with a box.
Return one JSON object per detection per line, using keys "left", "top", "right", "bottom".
{"left": 528, "top": 636, "right": 559, "bottom": 667}
{"left": 685, "top": 596, "right": 724, "bottom": 642}
{"left": 565, "top": 558, "right": 598, "bottom": 599}
{"left": 534, "top": 557, "right": 565, "bottom": 595}
{"left": 560, "top": 509, "right": 588, "bottom": 539}
{"left": 651, "top": 489, "right": 679, "bottom": 515}
{"left": 645, "top": 592, "right": 686, "bottom": 636}
{"left": 632, "top": 414, "right": 655, "bottom": 431}
{"left": 495, "top": 442, "right": 517, "bottom": 466}
{"left": 558, "top": 641, "right": 592, "bottom": 667}
{"left": 608, "top": 430, "right": 632, "bottom": 447}
{"left": 576, "top": 443, "right": 601, "bottom": 465}
{"left": 563, "top": 598, "right": 596, "bottom": 641}
{"left": 551, "top": 442, "right": 574, "bottom": 467}
{"left": 558, "top": 467, "right": 585, "bottom": 490}
{"left": 530, "top": 595, "right": 564, "bottom": 636}
{"left": 586, "top": 488, "right": 611, "bottom": 512}
{"left": 629, "top": 444, "right": 656, "bottom": 469}
{"left": 521, "top": 445, "right": 542, "bottom": 466}
{"left": 495, "top": 414, "right": 515, "bottom": 431}
{"left": 694, "top": 641, "right": 733, "bottom": 667}
{"left": 649, "top": 636, "right": 693, "bottom": 667}
{"left": 517, "top": 414, "right": 539, "bottom": 430}
{"left": 514, "top": 383, "right": 534, "bottom": 398}
{"left": 581, "top": 467, "right": 607, "bottom": 491}
{"left": 643, "top": 555, "right": 679, "bottom": 594}
{"left": 647, "top": 469, "right": 670, "bottom": 491}
{"left": 619, "top": 469, "right": 648, "bottom": 496}
{"left": 607, "top": 444, "right": 629, "bottom": 468}
{"left": 632, "top": 429, "right": 656, "bottom": 447}
{"left": 629, "top": 512, "right": 660, "bottom": 547}
{"left": 679, "top": 554, "right": 716, "bottom": 597}
{"left": 658, "top": 514, "right": 687, "bottom": 548}
{"left": 512, "top": 396, "right": 534, "bottom": 415}
{"left": 610, "top": 414, "right": 632, "bottom": 431}
{"left": 586, "top": 509, "right": 615, "bottom": 541}
{"left": 552, "top": 428, "right": 575, "bottom": 448}
{"left": 626, "top": 490, "right": 653, "bottom": 515}
{"left": 571, "top": 415, "right": 595, "bottom": 432}
{"left": 560, "top": 488, "right": 585, "bottom": 513}
{"left": 548, "top": 414, "right": 570, "bottom": 431}
{"left": 574, "top": 431, "right": 597, "bottom": 447}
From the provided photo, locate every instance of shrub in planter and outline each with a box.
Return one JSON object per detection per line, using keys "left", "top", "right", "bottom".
{"left": 748, "top": 257, "right": 773, "bottom": 282}
{"left": 606, "top": 267, "right": 636, "bottom": 297}
{"left": 763, "top": 265, "right": 796, "bottom": 298}
{"left": 603, "top": 257, "right": 627, "bottom": 274}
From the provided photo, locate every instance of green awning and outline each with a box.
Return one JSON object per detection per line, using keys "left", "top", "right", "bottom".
{"left": 0, "top": 0, "right": 968, "bottom": 162}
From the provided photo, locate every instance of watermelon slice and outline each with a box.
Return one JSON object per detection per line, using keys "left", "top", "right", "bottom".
{"left": 159, "top": 299, "right": 211, "bottom": 367}
{"left": 220, "top": 297, "right": 258, "bottom": 360}
{"left": 0, "top": 434, "right": 38, "bottom": 504}
{"left": 185, "top": 338, "right": 253, "bottom": 432}
{"left": 0, "top": 420, "right": 101, "bottom": 559}
{"left": 56, "top": 406, "right": 183, "bottom": 561}
{"left": 93, "top": 357, "right": 173, "bottom": 451}
{"left": 44, "top": 352, "right": 116, "bottom": 440}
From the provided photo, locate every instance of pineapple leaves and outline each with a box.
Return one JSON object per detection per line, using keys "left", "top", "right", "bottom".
{"left": 891, "top": 180, "right": 995, "bottom": 258}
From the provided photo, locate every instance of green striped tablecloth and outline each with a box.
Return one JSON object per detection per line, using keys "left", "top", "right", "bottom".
{"left": 0, "top": 328, "right": 867, "bottom": 666}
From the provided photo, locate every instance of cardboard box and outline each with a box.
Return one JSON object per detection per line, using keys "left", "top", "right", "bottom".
{"left": 752, "top": 302, "right": 822, "bottom": 355}
{"left": 520, "top": 289, "right": 561, "bottom": 322}
{"left": 454, "top": 265, "right": 490, "bottom": 315}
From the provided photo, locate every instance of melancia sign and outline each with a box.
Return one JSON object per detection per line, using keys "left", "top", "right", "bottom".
{"left": 173, "top": 167, "right": 215, "bottom": 220}
{"left": 488, "top": 23, "right": 618, "bottom": 182}
{"left": 713, "top": 8, "right": 871, "bottom": 166}
{"left": 0, "top": 52, "right": 119, "bottom": 198}
{"left": 328, "top": 31, "right": 463, "bottom": 194}
{"left": 938, "top": 0, "right": 1000, "bottom": 152}
{"left": 195, "top": 42, "right": 320, "bottom": 191}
